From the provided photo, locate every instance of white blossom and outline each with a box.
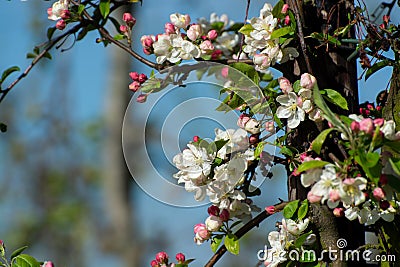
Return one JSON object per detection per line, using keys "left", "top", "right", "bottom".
{"left": 276, "top": 92, "right": 306, "bottom": 128}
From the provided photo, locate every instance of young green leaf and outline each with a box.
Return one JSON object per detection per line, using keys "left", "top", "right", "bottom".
{"left": 224, "top": 234, "right": 240, "bottom": 255}
{"left": 99, "top": 0, "right": 110, "bottom": 18}
{"left": 211, "top": 236, "right": 223, "bottom": 253}
{"left": 297, "top": 160, "right": 330, "bottom": 173}
{"left": 311, "top": 128, "right": 334, "bottom": 154}
{"left": 271, "top": 26, "right": 293, "bottom": 39}
{"left": 1, "top": 66, "right": 20, "bottom": 83}
{"left": 365, "top": 60, "right": 391, "bottom": 81}
{"left": 12, "top": 254, "right": 40, "bottom": 267}
{"left": 322, "top": 89, "right": 348, "bottom": 110}
{"left": 238, "top": 24, "right": 254, "bottom": 35}
{"left": 10, "top": 246, "right": 28, "bottom": 260}
{"left": 283, "top": 200, "right": 299, "bottom": 219}
{"left": 254, "top": 141, "right": 265, "bottom": 158}
{"left": 294, "top": 231, "right": 312, "bottom": 248}
{"left": 297, "top": 200, "right": 309, "bottom": 220}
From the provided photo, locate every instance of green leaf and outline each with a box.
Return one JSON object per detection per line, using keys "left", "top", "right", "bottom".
{"left": 43, "top": 52, "right": 52, "bottom": 60}
{"left": 224, "top": 234, "right": 240, "bottom": 255}
{"left": 10, "top": 246, "right": 28, "bottom": 260}
{"left": 280, "top": 146, "right": 293, "bottom": 157}
{"left": 283, "top": 200, "right": 299, "bottom": 219}
{"left": 271, "top": 26, "right": 293, "bottom": 39}
{"left": 113, "top": 34, "right": 125, "bottom": 40}
{"left": 47, "top": 27, "right": 56, "bottom": 40}
{"left": 272, "top": 0, "right": 284, "bottom": 18}
{"left": 297, "top": 200, "right": 308, "bottom": 220}
{"left": 1, "top": 66, "right": 20, "bottom": 83}
{"left": 78, "top": 4, "right": 85, "bottom": 15}
{"left": 227, "top": 22, "right": 244, "bottom": 32}
{"left": 389, "top": 158, "right": 400, "bottom": 177}
{"left": 310, "top": 32, "right": 341, "bottom": 45}
{"left": 0, "top": 123, "right": 7, "bottom": 133}
{"left": 99, "top": 0, "right": 110, "bottom": 19}
{"left": 211, "top": 236, "right": 223, "bottom": 253}
{"left": 297, "top": 160, "right": 330, "bottom": 173}
{"left": 238, "top": 24, "right": 254, "bottom": 35}
{"left": 311, "top": 128, "right": 334, "bottom": 154}
{"left": 26, "top": 53, "right": 36, "bottom": 59}
{"left": 12, "top": 254, "right": 40, "bottom": 267}
{"left": 210, "top": 22, "right": 225, "bottom": 31}
{"left": 254, "top": 142, "right": 265, "bottom": 158}
{"left": 214, "top": 139, "right": 229, "bottom": 151}
{"left": 230, "top": 62, "right": 259, "bottom": 85}
{"left": 321, "top": 89, "right": 348, "bottom": 110}
{"left": 365, "top": 60, "right": 391, "bottom": 81}
{"left": 292, "top": 80, "right": 301, "bottom": 93}
{"left": 294, "top": 231, "right": 312, "bottom": 248}
{"left": 365, "top": 152, "right": 380, "bottom": 168}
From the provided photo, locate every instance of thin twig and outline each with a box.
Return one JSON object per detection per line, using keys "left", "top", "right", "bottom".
{"left": 204, "top": 201, "right": 287, "bottom": 267}
{"left": 0, "top": 23, "right": 84, "bottom": 103}
{"left": 236, "top": 0, "right": 251, "bottom": 61}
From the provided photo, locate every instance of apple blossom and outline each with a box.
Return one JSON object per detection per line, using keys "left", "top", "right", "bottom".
{"left": 170, "top": 13, "right": 191, "bottom": 29}
{"left": 339, "top": 177, "right": 367, "bottom": 206}
{"left": 333, "top": 208, "right": 344, "bottom": 217}
{"left": 164, "top": 23, "right": 176, "bottom": 35}
{"left": 359, "top": 118, "right": 374, "bottom": 135}
{"left": 47, "top": 0, "right": 69, "bottom": 21}
{"left": 205, "top": 215, "right": 223, "bottom": 231}
{"left": 199, "top": 40, "right": 215, "bottom": 54}
{"left": 129, "top": 81, "right": 141, "bottom": 92}
{"left": 56, "top": 19, "right": 66, "bottom": 30}
{"left": 283, "top": 218, "right": 309, "bottom": 235}
{"left": 207, "top": 30, "right": 218, "bottom": 40}
{"left": 300, "top": 73, "right": 317, "bottom": 89}
{"left": 373, "top": 187, "right": 386, "bottom": 201}
{"left": 350, "top": 120, "right": 360, "bottom": 132}
{"left": 276, "top": 92, "right": 306, "bottom": 128}
{"left": 187, "top": 24, "right": 202, "bottom": 41}
{"left": 278, "top": 77, "right": 292, "bottom": 94}
{"left": 123, "top": 13, "right": 136, "bottom": 27}
{"left": 194, "top": 223, "right": 210, "bottom": 244}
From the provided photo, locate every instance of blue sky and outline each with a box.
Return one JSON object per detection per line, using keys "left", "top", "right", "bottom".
{"left": 0, "top": 1, "right": 398, "bottom": 266}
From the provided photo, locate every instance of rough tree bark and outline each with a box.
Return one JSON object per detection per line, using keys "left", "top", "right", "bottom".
{"left": 286, "top": 1, "right": 363, "bottom": 266}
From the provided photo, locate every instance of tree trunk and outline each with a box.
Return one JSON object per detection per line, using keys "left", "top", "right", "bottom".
{"left": 286, "top": 1, "right": 364, "bottom": 266}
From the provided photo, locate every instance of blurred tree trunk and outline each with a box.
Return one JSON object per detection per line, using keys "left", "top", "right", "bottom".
{"left": 103, "top": 6, "right": 140, "bottom": 267}
{"left": 286, "top": 1, "right": 363, "bottom": 266}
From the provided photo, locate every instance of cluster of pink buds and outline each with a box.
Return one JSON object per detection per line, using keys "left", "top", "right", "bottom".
{"left": 150, "top": 251, "right": 187, "bottom": 267}
{"left": 351, "top": 117, "right": 383, "bottom": 135}
{"left": 47, "top": 0, "right": 71, "bottom": 30}
{"left": 120, "top": 13, "right": 136, "bottom": 39}
{"left": 193, "top": 205, "right": 229, "bottom": 245}
{"left": 129, "top": 72, "right": 147, "bottom": 92}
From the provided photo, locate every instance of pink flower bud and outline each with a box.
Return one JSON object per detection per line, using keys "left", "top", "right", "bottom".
{"left": 278, "top": 77, "right": 293, "bottom": 94}
{"left": 56, "top": 19, "right": 66, "bottom": 30}
{"left": 129, "top": 72, "right": 139, "bottom": 81}
{"left": 221, "top": 67, "right": 229, "bottom": 78}
{"left": 47, "top": 8, "right": 53, "bottom": 16}
{"left": 284, "top": 15, "right": 290, "bottom": 25}
{"left": 60, "top": 10, "right": 71, "bottom": 20}
{"left": 143, "top": 47, "right": 152, "bottom": 55}
{"left": 333, "top": 208, "right": 344, "bottom": 217}
{"left": 205, "top": 215, "right": 222, "bottom": 231}
{"left": 164, "top": 22, "right": 176, "bottom": 35}
{"left": 129, "top": 81, "right": 141, "bottom": 92}
{"left": 383, "top": 15, "right": 390, "bottom": 24}
{"left": 359, "top": 118, "right": 374, "bottom": 135}
{"left": 300, "top": 73, "right": 317, "bottom": 89}
{"left": 329, "top": 189, "right": 340, "bottom": 202}
{"left": 380, "top": 23, "right": 385, "bottom": 29}
{"left": 155, "top": 252, "right": 169, "bottom": 264}
{"left": 138, "top": 73, "right": 148, "bottom": 83}
{"left": 141, "top": 35, "right": 154, "bottom": 48}
{"left": 265, "top": 121, "right": 275, "bottom": 132}
{"left": 307, "top": 191, "right": 322, "bottom": 203}
{"left": 364, "top": 109, "right": 371, "bottom": 116}
{"left": 187, "top": 24, "right": 202, "bottom": 41}
{"left": 193, "top": 135, "right": 199, "bottom": 142}
{"left": 350, "top": 121, "right": 360, "bottom": 132}
{"left": 373, "top": 187, "right": 386, "bottom": 201}
{"left": 237, "top": 114, "right": 251, "bottom": 128}
{"left": 281, "top": 4, "right": 289, "bottom": 14}
{"left": 175, "top": 253, "right": 185, "bottom": 262}
{"left": 207, "top": 205, "right": 220, "bottom": 216}
{"left": 265, "top": 205, "right": 276, "bottom": 215}
{"left": 199, "top": 40, "right": 215, "bottom": 53}
{"left": 43, "top": 262, "right": 54, "bottom": 267}
{"left": 207, "top": 30, "right": 218, "bottom": 40}
{"left": 123, "top": 13, "right": 136, "bottom": 27}
{"left": 376, "top": 106, "right": 382, "bottom": 111}
{"left": 150, "top": 260, "right": 158, "bottom": 267}
{"left": 367, "top": 103, "right": 374, "bottom": 110}
{"left": 249, "top": 134, "right": 259, "bottom": 145}
{"left": 136, "top": 94, "right": 147, "bottom": 103}
{"left": 219, "top": 209, "right": 230, "bottom": 221}
{"left": 211, "top": 49, "right": 222, "bottom": 60}
{"left": 120, "top": 25, "right": 128, "bottom": 33}
{"left": 194, "top": 223, "right": 210, "bottom": 241}
{"left": 374, "top": 118, "right": 384, "bottom": 127}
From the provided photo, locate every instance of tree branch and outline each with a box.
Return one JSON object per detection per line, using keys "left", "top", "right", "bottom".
{"left": 204, "top": 201, "right": 287, "bottom": 267}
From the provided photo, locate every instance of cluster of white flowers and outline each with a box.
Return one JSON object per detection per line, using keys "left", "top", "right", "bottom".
{"left": 301, "top": 161, "right": 398, "bottom": 224}
{"left": 142, "top": 12, "right": 241, "bottom": 64}
{"left": 173, "top": 127, "right": 260, "bottom": 220}
{"left": 242, "top": 3, "right": 298, "bottom": 72}
{"left": 276, "top": 74, "right": 323, "bottom": 128}
{"left": 47, "top": 0, "right": 69, "bottom": 21}
{"left": 263, "top": 218, "right": 312, "bottom": 267}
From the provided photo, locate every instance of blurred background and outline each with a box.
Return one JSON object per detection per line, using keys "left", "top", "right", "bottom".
{"left": 0, "top": 1, "right": 397, "bottom": 267}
